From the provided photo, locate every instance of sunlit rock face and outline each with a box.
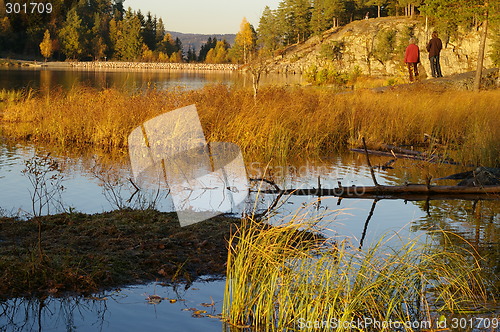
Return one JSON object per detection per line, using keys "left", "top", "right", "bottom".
{"left": 268, "top": 17, "right": 495, "bottom": 78}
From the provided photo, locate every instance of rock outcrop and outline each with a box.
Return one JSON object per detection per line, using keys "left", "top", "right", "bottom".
{"left": 267, "top": 17, "right": 497, "bottom": 79}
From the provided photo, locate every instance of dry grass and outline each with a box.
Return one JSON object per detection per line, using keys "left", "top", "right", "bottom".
{"left": 1, "top": 85, "right": 499, "bottom": 165}
{"left": 223, "top": 217, "right": 492, "bottom": 331}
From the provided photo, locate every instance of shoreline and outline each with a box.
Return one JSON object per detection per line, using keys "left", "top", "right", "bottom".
{"left": 68, "top": 61, "right": 242, "bottom": 71}
{"left": 0, "top": 59, "right": 242, "bottom": 71}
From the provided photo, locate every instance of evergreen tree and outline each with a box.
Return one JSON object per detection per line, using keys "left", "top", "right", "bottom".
{"left": 156, "top": 17, "right": 166, "bottom": 45}
{"left": 291, "top": 0, "right": 313, "bottom": 42}
{"left": 108, "top": 18, "right": 120, "bottom": 58}
{"left": 258, "top": 6, "right": 280, "bottom": 51}
{"left": 186, "top": 46, "right": 197, "bottom": 62}
{"left": 367, "top": 0, "right": 388, "bottom": 17}
{"left": 198, "top": 37, "right": 217, "bottom": 61}
{"left": 175, "top": 37, "right": 183, "bottom": 55}
{"left": 311, "top": 0, "right": 346, "bottom": 34}
{"left": 112, "top": 0, "right": 125, "bottom": 20}
{"left": 142, "top": 12, "right": 156, "bottom": 50}
{"left": 112, "top": 8, "right": 143, "bottom": 60}
{"left": 0, "top": 17, "right": 13, "bottom": 52}
{"left": 39, "top": 29, "right": 53, "bottom": 60}
{"left": 59, "top": 8, "right": 84, "bottom": 59}
{"left": 276, "top": 0, "right": 312, "bottom": 44}
{"left": 90, "top": 13, "right": 108, "bottom": 60}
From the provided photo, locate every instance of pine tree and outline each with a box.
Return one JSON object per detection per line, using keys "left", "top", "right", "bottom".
{"left": 59, "top": 8, "right": 84, "bottom": 59}
{"left": 186, "top": 46, "right": 197, "bottom": 62}
{"left": 291, "top": 0, "right": 312, "bottom": 43}
{"left": 112, "top": 8, "right": 143, "bottom": 60}
{"left": 39, "top": 29, "right": 53, "bottom": 61}
{"left": 142, "top": 12, "right": 156, "bottom": 50}
{"left": 0, "top": 17, "right": 13, "bottom": 51}
{"left": 90, "top": 13, "right": 107, "bottom": 60}
{"left": 367, "top": 0, "right": 388, "bottom": 17}
{"left": 258, "top": 6, "right": 280, "bottom": 51}
{"left": 156, "top": 17, "right": 166, "bottom": 45}
{"left": 198, "top": 37, "right": 217, "bottom": 61}
{"left": 311, "top": 0, "right": 346, "bottom": 35}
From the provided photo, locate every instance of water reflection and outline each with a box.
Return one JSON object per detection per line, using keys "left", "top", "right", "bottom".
{"left": 413, "top": 199, "right": 500, "bottom": 293}
{"left": 0, "top": 67, "right": 303, "bottom": 92}
{"left": 0, "top": 280, "right": 225, "bottom": 332}
{"left": 1, "top": 141, "right": 498, "bottom": 330}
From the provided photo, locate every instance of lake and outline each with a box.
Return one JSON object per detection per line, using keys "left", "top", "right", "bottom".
{"left": 0, "top": 68, "right": 498, "bottom": 331}
{"left": 0, "top": 67, "right": 303, "bottom": 92}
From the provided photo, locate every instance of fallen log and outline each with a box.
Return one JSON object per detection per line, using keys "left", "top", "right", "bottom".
{"left": 253, "top": 184, "right": 500, "bottom": 200}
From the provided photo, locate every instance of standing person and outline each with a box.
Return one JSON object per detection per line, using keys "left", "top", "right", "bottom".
{"left": 404, "top": 38, "right": 420, "bottom": 82}
{"left": 426, "top": 31, "right": 443, "bottom": 78}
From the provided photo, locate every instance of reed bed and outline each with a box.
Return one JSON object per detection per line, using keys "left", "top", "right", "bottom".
{"left": 223, "top": 217, "right": 490, "bottom": 331}
{"left": 1, "top": 85, "right": 499, "bottom": 165}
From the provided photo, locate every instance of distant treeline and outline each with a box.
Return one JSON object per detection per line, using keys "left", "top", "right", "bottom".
{"left": 1, "top": 0, "right": 498, "bottom": 64}
{"left": 0, "top": 0, "right": 251, "bottom": 63}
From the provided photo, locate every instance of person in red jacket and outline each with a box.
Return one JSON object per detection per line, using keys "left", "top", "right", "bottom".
{"left": 404, "top": 38, "right": 420, "bottom": 82}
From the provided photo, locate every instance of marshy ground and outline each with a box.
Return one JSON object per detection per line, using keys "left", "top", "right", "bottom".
{"left": 0, "top": 209, "right": 239, "bottom": 298}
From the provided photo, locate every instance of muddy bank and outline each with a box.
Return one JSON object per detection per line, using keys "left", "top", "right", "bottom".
{"left": 0, "top": 209, "right": 239, "bottom": 298}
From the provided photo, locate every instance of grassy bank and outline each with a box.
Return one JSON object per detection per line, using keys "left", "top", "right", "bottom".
{"left": 223, "top": 218, "right": 495, "bottom": 331}
{"left": 0, "top": 209, "right": 238, "bottom": 298}
{"left": 1, "top": 85, "right": 499, "bottom": 165}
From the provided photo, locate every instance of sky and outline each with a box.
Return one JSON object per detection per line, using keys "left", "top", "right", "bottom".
{"left": 124, "top": 0, "right": 282, "bottom": 35}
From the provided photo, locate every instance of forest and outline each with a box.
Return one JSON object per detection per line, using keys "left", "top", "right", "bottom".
{"left": 0, "top": 0, "right": 499, "bottom": 63}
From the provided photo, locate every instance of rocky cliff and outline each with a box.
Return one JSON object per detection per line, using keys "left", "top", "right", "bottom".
{"left": 268, "top": 17, "right": 496, "bottom": 79}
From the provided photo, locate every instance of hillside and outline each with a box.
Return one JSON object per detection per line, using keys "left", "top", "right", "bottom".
{"left": 168, "top": 31, "right": 236, "bottom": 53}
{"left": 267, "top": 17, "right": 496, "bottom": 79}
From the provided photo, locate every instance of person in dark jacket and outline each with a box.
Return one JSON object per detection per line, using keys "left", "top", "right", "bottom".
{"left": 426, "top": 31, "right": 443, "bottom": 78}
{"left": 404, "top": 38, "right": 420, "bottom": 82}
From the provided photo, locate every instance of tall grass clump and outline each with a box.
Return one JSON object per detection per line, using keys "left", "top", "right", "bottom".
{"left": 1, "top": 85, "right": 499, "bottom": 165}
{"left": 223, "top": 217, "right": 491, "bottom": 331}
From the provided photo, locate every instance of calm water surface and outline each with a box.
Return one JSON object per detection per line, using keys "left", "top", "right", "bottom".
{"left": 0, "top": 67, "right": 302, "bottom": 91}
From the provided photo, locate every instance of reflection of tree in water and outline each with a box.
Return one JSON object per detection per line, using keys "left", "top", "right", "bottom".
{"left": 0, "top": 296, "right": 108, "bottom": 332}
{"left": 411, "top": 199, "right": 500, "bottom": 292}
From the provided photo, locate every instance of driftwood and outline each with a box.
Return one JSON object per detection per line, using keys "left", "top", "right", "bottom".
{"left": 252, "top": 182, "right": 500, "bottom": 201}
{"left": 350, "top": 148, "right": 460, "bottom": 165}
{"left": 255, "top": 184, "right": 500, "bottom": 196}
{"left": 363, "top": 137, "right": 379, "bottom": 186}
